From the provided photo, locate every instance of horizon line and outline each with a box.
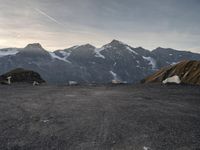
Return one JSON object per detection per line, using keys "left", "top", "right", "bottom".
{"left": 0, "top": 40, "right": 198, "bottom": 54}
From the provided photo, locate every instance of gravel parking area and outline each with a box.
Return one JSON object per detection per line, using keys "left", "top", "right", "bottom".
{"left": 0, "top": 84, "right": 200, "bottom": 150}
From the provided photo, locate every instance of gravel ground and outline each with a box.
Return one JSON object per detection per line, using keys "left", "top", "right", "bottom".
{"left": 0, "top": 84, "right": 200, "bottom": 150}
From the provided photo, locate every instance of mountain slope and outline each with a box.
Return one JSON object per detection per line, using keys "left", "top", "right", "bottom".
{"left": 142, "top": 60, "right": 200, "bottom": 85}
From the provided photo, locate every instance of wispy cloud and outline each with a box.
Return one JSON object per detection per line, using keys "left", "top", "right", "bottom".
{"left": 34, "top": 8, "right": 62, "bottom": 26}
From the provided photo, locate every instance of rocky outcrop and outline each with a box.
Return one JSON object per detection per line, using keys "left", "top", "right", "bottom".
{"left": 142, "top": 60, "right": 200, "bottom": 85}
{"left": 0, "top": 68, "right": 45, "bottom": 84}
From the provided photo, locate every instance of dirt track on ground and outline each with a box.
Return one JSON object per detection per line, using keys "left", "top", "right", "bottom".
{"left": 0, "top": 84, "right": 200, "bottom": 150}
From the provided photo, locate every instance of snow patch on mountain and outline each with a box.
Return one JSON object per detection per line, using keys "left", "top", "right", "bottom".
{"left": 49, "top": 52, "right": 71, "bottom": 63}
{"left": 0, "top": 49, "right": 19, "bottom": 57}
{"left": 142, "top": 56, "right": 156, "bottom": 69}
{"left": 171, "top": 62, "right": 178, "bottom": 65}
{"left": 71, "top": 45, "right": 80, "bottom": 49}
{"left": 126, "top": 46, "right": 138, "bottom": 55}
{"left": 110, "top": 71, "right": 118, "bottom": 80}
{"left": 102, "top": 44, "right": 112, "bottom": 49}
{"left": 94, "top": 48, "right": 105, "bottom": 59}
{"left": 58, "top": 51, "right": 71, "bottom": 58}
{"left": 136, "top": 65, "right": 140, "bottom": 68}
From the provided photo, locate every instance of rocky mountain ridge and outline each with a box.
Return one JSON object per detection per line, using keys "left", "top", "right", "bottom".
{"left": 0, "top": 40, "right": 200, "bottom": 84}
{"left": 142, "top": 60, "right": 200, "bottom": 85}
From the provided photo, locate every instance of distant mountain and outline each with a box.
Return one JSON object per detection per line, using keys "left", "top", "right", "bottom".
{"left": 18, "top": 43, "right": 50, "bottom": 58}
{"left": 152, "top": 47, "right": 200, "bottom": 68}
{"left": 0, "top": 40, "right": 200, "bottom": 84}
{"left": 142, "top": 60, "right": 200, "bottom": 85}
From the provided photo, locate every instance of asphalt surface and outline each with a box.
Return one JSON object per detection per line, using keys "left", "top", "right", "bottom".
{"left": 0, "top": 84, "right": 200, "bottom": 150}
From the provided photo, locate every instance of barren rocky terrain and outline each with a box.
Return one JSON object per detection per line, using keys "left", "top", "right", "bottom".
{"left": 0, "top": 84, "right": 200, "bottom": 150}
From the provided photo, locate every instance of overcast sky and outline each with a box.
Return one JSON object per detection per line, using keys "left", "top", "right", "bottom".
{"left": 0, "top": 0, "right": 200, "bottom": 52}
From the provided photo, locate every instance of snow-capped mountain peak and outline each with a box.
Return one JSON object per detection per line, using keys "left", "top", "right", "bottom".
{"left": 109, "top": 39, "right": 127, "bottom": 46}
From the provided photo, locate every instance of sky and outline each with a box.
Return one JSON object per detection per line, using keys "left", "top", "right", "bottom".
{"left": 0, "top": 0, "right": 200, "bottom": 52}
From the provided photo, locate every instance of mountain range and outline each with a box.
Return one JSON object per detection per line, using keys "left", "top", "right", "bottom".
{"left": 0, "top": 40, "right": 200, "bottom": 84}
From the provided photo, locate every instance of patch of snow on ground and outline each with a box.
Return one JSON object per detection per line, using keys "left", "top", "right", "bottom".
{"left": 0, "top": 49, "right": 19, "bottom": 57}
{"left": 49, "top": 52, "right": 71, "bottom": 63}
{"left": 162, "top": 75, "right": 181, "bottom": 84}
{"left": 143, "top": 56, "right": 156, "bottom": 69}
{"left": 42, "top": 119, "right": 49, "bottom": 123}
{"left": 126, "top": 46, "right": 138, "bottom": 55}
{"left": 143, "top": 146, "right": 150, "bottom": 150}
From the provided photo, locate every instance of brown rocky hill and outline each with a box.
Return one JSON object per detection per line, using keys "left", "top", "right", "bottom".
{"left": 0, "top": 68, "right": 45, "bottom": 84}
{"left": 142, "top": 60, "right": 200, "bottom": 85}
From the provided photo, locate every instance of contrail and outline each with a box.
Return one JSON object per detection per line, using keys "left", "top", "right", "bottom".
{"left": 34, "top": 8, "right": 62, "bottom": 26}
{"left": 34, "top": 8, "right": 94, "bottom": 35}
